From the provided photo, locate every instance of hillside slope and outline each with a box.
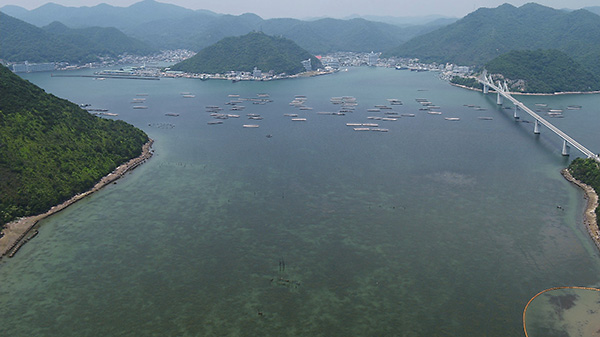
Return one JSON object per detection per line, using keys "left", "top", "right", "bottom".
{"left": 170, "top": 32, "right": 323, "bottom": 75}
{"left": 385, "top": 3, "right": 600, "bottom": 74}
{"left": 0, "top": 65, "right": 149, "bottom": 226}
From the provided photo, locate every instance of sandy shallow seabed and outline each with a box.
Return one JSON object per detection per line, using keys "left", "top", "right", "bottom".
{"left": 0, "top": 139, "right": 154, "bottom": 259}
{"left": 562, "top": 168, "right": 600, "bottom": 252}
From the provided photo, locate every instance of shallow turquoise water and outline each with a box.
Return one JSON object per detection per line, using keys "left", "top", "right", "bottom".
{"left": 2, "top": 67, "right": 599, "bottom": 336}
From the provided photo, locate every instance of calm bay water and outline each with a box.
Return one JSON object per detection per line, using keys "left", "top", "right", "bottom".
{"left": 2, "top": 67, "right": 600, "bottom": 336}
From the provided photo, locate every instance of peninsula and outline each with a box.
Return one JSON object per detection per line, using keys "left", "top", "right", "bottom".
{"left": 0, "top": 64, "right": 151, "bottom": 257}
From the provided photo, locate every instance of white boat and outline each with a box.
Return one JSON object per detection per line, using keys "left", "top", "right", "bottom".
{"left": 353, "top": 127, "right": 370, "bottom": 131}
{"left": 445, "top": 117, "right": 460, "bottom": 121}
{"left": 291, "top": 118, "right": 307, "bottom": 121}
{"left": 427, "top": 111, "right": 442, "bottom": 115}
{"left": 243, "top": 124, "right": 259, "bottom": 128}
{"left": 346, "top": 123, "right": 362, "bottom": 126}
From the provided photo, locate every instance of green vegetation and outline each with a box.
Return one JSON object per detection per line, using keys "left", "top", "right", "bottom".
{"left": 484, "top": 50, "right": 600, "bottom": 93}
{"left": 450, "top": 76, "right": 480, "bottom": 90}
{"left": 44, "top": 22, "right": 155, "bottom": 58}
{"left": 2, "top": 1, "right": 425, "bottom": 54}
{"left": 568, "top": 158, "right": 600, "bottom": 216}
{"left": 385, "top": 4, "right": 600, "bottom": 75}
{"left": 0, "top": 64, "right": 149, "bottom": 227}
{"left": 0, "top": 12, "right": 154, "bottom": 64}
{"left": 170, "top": 32, "right": 323, "bottom": 75}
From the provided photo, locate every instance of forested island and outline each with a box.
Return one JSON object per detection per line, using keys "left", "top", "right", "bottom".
{"left": 169, "top": 32, "right": 323, "bottom": 76}
{"left": 0, "top": 64, "right": 149, "bottom": 228}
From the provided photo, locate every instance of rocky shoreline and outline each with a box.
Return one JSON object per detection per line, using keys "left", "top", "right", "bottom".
{"left": 0, "top": 139, "right": 154, "bottom": 260}
{"left": 561, "top": 168, "right": 600, "bottom": 252}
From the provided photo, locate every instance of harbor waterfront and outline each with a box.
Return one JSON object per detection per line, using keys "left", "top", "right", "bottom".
{"left": 1, "top": 66, "right": 600, "bottom": 336}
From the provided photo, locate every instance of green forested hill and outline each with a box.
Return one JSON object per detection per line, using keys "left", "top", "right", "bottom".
{"left": 484, "top": 50, "right": 600, "bottom": 93}
{"left": 0, "top": 65, "right": 149, "bottom": 226}
{"left": 0, "top": 12, "right": 154, "bottom": 63}
{"left": 43, "top": 21, "right": 156, "bottom": 57}
{"left": 0, "top": 12, "right": 97, "bottom": 63}
{"left": 385, "top": 3, "right": 600, "bottom": 75}
{"left": 170, "top": 32, "right": 323, "bottom": 75}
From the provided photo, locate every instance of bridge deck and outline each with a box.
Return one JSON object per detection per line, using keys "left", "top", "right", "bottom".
{"left": 478, "top": 78, "right": 599, "bottom": 161}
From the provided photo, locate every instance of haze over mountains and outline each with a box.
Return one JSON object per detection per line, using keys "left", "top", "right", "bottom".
{"left": 2, "top": 0, "right": 600, "bottom": 83}
{"left": 385, "top": 3, "right": 600, "bottom": 74}
{"left": 0, "top": 0, "right": 449, "bottom": 54}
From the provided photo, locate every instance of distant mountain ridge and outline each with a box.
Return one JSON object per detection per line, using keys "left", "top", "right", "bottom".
{"left": 385, "top": 3, "right": 600, "bottom": 74}
{"left": 0, "top": 12, "right": 155, "bottom": 63}
{"left": 170, "top": 32, "right": 322, "bottom": 75}
{"left": 0, "top": 0, "right": 446, "bottom": 53}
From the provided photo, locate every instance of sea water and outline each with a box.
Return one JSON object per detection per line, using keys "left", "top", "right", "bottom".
{"left": 1, "top": 67, "right": 599, "bottom": 336}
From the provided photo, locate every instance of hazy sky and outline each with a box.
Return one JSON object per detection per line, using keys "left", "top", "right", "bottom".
{"left": 0, "top": 0, "right": 598, "bottom": 19}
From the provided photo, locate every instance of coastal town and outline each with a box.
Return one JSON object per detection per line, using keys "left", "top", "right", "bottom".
{"left": 3, "top": 49, "right": 473, "bottom": 82}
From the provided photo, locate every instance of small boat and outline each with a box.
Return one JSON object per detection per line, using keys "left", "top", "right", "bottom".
{"left": 284, "top": 113, "right": 298, "bottom": 117}
{"left": 478, "top": 117, "right": 493, "bottom": 120}
{"left": 367, "top": 109, "right": 380, "bottom": 112}
{"left": 427, "top": 111, "right": 442, "bottom": 115}
{"left": 346, "top": 123, "right": 362, "bottom": 126}
{"left": 353, "top": 127, "right": 371, "bottom": 131}
{"left": 182, "top": 94, "right": 195, "bottom": 98}
{"left": 291, "top": 118, "right": 307, "bottom": 121}
{"left": 371, "top": 128, "right": 389, "bottom": 132}
{"left": 207, "top": 121, "right": 223, "bottom": 125}
{"left": 401, "top": 114, "right": 415, "bottom": 117}
{"left": 567, "top": 105, "right": 582, "bottom": 110}
{"left": 362, "top": 123, "right": 379, "bottom": 127}
{"left": 133, "top": 106, "right": 148, "bottom": 109}
{"left": 381, "top": 118, "right": 398, "bottom": 121}
{"left": 445, "top": 117, "right": 460, "bottom": 121}
{"left": 243, "top": 124, "right": 260, "bottom": 128}
{"left": 165, "top": 113, "right": 180, "bottom": 117}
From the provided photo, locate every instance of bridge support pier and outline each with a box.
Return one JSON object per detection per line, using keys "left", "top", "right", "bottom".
{"left": 562, "top": 140, "right": 570, "bottom": 156}
{"left": 497, "top": 92, "right": 503, "bottom": 105}
{"left": 534, "top": 120, "right": 540, "bottom": 134}
{"left": 513, "top": 106, "right": 519, "bottom": 120}
{"left": 483, "top": 84, "right": 489, "bottom": 94}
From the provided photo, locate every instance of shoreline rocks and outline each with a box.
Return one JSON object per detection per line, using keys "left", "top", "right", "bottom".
{"left": 0, "top": 139, "right": 154, "bottom": 260}
{"left": 561, "top": 168, "right": 600, "bottom": 252}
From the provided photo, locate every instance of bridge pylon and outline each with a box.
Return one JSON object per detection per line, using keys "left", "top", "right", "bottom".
{"left": 534, "top": 120, "right": 540, "bottom": 134}
{"left": 513, "top": 106, "right": 519, "bottom": 120}
{"left": 562, "top": 140, "right": 570, "bottom": 156}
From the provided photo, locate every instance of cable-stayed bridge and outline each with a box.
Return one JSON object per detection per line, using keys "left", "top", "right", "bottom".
{"left": 478, "top": 72, "right": 599, "bottom": 161}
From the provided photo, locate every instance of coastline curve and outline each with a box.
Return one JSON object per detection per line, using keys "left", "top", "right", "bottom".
{"left": 0, "top": 139, "right": 154, "bottom": 260}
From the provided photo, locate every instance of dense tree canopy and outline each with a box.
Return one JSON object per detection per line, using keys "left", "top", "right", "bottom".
{"left": 484, "top": 50, "right": 600, "bottom": 93}
{"left": 0, "top": 64, "right": 148, "bottom": 226}
{"left": 569, "top": 158, "right": 600, "bottom": 216}
{"left": 169, "top": 32, "right": 322, "bottom": 75}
